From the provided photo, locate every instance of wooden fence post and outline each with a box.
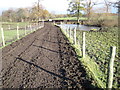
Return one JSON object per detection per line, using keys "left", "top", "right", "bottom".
{"left": 8, "top": 25, "right": 11, "bottom": 30}
{"left": 107, "top": 46, "right": 116, "bottom": 89}
{"left": 33, "top": 23, "right": 36, "bottom": 31}
{"left": 1, "top": 28, "right": 5, "bottom": 46}
{"left": 30, "top": 24, "right": 32, "bottom": 32}
{"left": 82, "top": 32, "right": 85, "bottom": 58}
{"left": 65, "top": 26, "right": 67, "bottom": 35}
{"left": 72, "top": 29, "right": 74, "bottom": 43}
{"left": 25, "top": 25, "right": 27, "bottom": 35}
{"left": 67, "top": 26, "right": 69, "bottom": 35}
{"left": 61, "top": 25, "right": 63, "bottom": 30}
{"left": 17, "top": 24, "right": 19, "bottom": 39}
{"left": 36, "top": 24, "right": 38, "bottom": 30}
{"left": 60, "top": 21, "right": 63, "bottom": 25}
{"left": 39, "top": 22, "right": 41, "bottom": 29}
{"left": 27, "top": 25, "right": 29, "bottom": 32}
{"left": 74, "top": 27, "right": 76, "bottom": 45}
{"left": 69, "top": 27, "right": 71, "bottom": 38}
{"left": 70, "top": 27, "right": 71, "bottom": 38}
{"left": 34, "top": 23, "right": 35, "bottom": 30}
{"left": 43, "top": 21, "right": 44, "bottom": 27}
{"left": 53, "top": 21, "right": 55, "bottom": 25}
{"left": 78, "top": 40, "right": 81, "bottom": 49}
{"left": 68, "top": 27, "right": 70, "bottom": 37}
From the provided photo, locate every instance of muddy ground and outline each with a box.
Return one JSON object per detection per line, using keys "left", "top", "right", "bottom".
{"left": 1, "top": 23, "right": 94, "bottom": 89}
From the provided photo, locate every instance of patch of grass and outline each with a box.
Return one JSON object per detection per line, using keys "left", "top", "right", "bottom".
{"left": 2, "top": 22, "right": 29, "bottom": 30}
{"left": 4, "top": 30, "right": 25, "bottom": 40}
{"left": 0, "top": 29, "right": 31, "bottom": 48}
{"left": 0, "top": 30, "right": 25, "bottom": 42}
{"left": 0, "top": 21, "right": 43, "bottom": 48}
{"left": 53, "top": 17, "right": 87, "bottom": 20}
{"left": 1, "top": 22, "right": 30, "bottom": 44}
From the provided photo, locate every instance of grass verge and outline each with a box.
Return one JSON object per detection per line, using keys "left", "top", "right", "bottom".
{"left": 53, "top": 17, "right": 87, "bottom": 20}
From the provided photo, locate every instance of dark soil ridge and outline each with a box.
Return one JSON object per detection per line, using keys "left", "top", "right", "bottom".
{"left": 1, "top": 22, "right": 95, "bottom": 89}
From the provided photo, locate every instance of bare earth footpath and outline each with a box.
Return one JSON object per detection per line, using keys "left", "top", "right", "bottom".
{"left": 1, "top": 23, "right": 93, "bottom": 89}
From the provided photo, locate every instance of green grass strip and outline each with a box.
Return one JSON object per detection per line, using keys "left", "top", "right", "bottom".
{"left": 0, "top": 30, "right": 36, "bottom": 49}
{"left": 53, "top": 17, "right": 87, "bottom": 20}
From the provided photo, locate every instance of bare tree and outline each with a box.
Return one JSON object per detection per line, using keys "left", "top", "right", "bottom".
{"left": 2, "top": 9, "right": 16, "bottom": 22}
{"left": 67, "top": 0, "right": 84, "bottom": 23}
{"left": 1, "top": 0, "right": 50, "bottom": 22}
{"left": 103, "top": 0, "right": 112, "bottom": 13}
{"left": 108, "top": 1, "right": 119, "bottom": 13}
{"left": 84, "top": 0, "right": 103, "bottom": 20}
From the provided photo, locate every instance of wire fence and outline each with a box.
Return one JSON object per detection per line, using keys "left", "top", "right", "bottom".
{"left": 0, "top": 21, "right": 44, "bottom": 47}
{"left": 59, "top": 24, "right": 119, "bottom": 88}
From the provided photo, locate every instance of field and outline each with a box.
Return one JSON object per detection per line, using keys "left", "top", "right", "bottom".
{"left": 2, "top": 22, "right": 29, "bottom": 30}
{"left": 53, "top": 17, "right": 87, "bottom": 20}
{"left": 60, "top": 26, "right": 119, "bottom": 88}
{"left": 0, "top": 30, "right": 27, "bottom": 46}
{"left": 53, "top": 15, "right": 118, "bottom": 21}
{"left": 77, "top": 27, "right": 119, "bottom": 88}
{"left": 0, "top": 22, "right": 43, "bottom": 47}
{"left": 1, "top": 21, "right": 119, "bottom": 88}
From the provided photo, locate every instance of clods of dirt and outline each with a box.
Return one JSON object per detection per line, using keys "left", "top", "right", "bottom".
{"left": 1, "top": 22, "right": 94, "bottom": 89}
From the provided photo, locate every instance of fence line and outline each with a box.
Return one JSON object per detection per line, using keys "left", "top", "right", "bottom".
{"left": 60, "top": 25, "right": 116, "bottom": 88}
{"left": 0, "top": 21, "right": 44, "bottom": 47}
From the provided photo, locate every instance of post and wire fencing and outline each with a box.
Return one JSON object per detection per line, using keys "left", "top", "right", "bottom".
{"left": 0, "top": 21, "right": 44, "bottom": 47}
{"left": 59, "top": 25, "right": 119, "bottom": 88}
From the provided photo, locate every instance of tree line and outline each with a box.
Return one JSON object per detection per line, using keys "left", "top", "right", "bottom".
{"left": 1, "top": 4, "right": 51, "bottom": 22}
{"left": 67, "top": 0, "right": 119, "bottom": 27}
{"left": 67, "top": 0, "right": 118, "bottom": 19}
{"left": 0, "top": 0, "right": 119, "bottom": 25}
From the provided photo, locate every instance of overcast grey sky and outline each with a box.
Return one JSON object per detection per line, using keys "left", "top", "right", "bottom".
{"left": 0, "top": 0, "right": 118, "bottom": 14}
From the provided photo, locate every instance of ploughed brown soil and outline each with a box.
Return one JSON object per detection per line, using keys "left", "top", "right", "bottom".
{"left": 1, "top": 23, "right": 94, "bottom": 89}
